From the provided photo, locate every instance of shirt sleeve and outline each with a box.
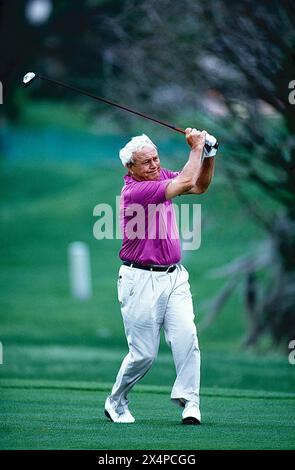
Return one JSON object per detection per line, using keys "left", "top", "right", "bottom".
{"left": 163, "top": 169, "right": 180, "bottom": 179}
{"left": 130, "top": 179, "right": 172, "bottom": 205}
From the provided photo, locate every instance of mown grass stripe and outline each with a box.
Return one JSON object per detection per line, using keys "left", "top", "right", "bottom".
{"left": 1, "top": 379, "right": 294, "bottom": 400}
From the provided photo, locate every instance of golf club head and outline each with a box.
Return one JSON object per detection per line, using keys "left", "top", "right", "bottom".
{"left": 23, "top": 72, "right": 37, "bottom": 87}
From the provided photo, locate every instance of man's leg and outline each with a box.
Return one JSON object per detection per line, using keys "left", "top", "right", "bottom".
{"left": 108, "top": 267, "right": 162, "bottom": 413}
{"left": 163, "top": 266, "right": 201, "bottom": 408}
{"left": 110, "top": 323, "right": 161, "bottom": 412}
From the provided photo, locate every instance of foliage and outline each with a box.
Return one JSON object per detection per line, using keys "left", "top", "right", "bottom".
{"left": 1, "top": 0, "right": 295, "bottom": 349}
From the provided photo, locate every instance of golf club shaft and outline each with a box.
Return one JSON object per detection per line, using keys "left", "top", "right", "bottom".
{"left": 36, "top": 74, "right": 186, "bottom": 135}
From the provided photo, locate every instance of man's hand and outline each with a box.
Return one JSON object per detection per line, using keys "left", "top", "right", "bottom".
{"left": 185, "top": 128, "right": 206, "bottom": 151}
{"left": 204, "top": 132, "right": 218, "bottom": 157}
{"left": 166, "top": 128, "right": 206, "bottom": 200}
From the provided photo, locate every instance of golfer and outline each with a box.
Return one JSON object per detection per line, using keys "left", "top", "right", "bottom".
{"left": 105, "top": 128, "right": 215, "bottom": 424}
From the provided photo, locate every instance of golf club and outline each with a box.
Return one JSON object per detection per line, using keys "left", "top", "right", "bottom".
{"left": 23, "top": 72, "right": 219, "bottom": 152}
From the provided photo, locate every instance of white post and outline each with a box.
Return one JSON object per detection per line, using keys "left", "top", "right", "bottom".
{"left": 68, "top": 242, "right": 92, "bottom": 300}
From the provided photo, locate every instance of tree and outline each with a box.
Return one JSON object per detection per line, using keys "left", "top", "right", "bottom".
{"left": 1, "top": 0, "right": 294, "bottom": 348}
{"left": 0, "top": 0, "right": 125, "bottom": 120}
{"left": 197, "top": 0, "right": 295, "bottom": 350}
{"left": 103, "top": 0, "right": 295, "bottom": 349}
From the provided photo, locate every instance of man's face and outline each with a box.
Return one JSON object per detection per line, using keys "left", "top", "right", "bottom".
{"left": 128, "top": 146, "right": 161, "bottom": 181}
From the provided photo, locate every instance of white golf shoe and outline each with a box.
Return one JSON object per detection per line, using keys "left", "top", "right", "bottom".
{"left": 182, "top": 401, "right": 201, "bottom": 425}
{"left": 104, "top": 396, "right": 135, "bottom": 424}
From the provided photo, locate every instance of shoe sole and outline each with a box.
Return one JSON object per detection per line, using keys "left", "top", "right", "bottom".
{"left": 108, "top": 409, "right": 200, "bottom": 425}
{"left": 182, "top": 417, "right": 201, "bottom": 425}
{"left": 104, "top": 410, "right": 114, "bottom": 422}
{"left": 105, "top": 409, "right": 135, "bottom": 424}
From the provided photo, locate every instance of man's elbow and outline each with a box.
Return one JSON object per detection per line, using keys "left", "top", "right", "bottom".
{"left": 195, "top": 176, "right": 214, "bottom": 194}
{"left": 181, "top": 177, "right": 196, "bottom": 193}
{"left": 193, "top": 181, "right": 211, "bottom": 194}
{"left": 198, "top": 183, "right": 209, "bottom": 194}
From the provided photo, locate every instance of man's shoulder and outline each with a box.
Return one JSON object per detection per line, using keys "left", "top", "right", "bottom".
{"left": 160, "top": 168, "right": 180, "bottom": 181}
{"left": 123, "top": 168, "right": 178, "bottom": 185}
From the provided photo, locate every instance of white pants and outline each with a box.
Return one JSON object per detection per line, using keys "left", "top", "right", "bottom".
{"left": 110, "top": 264, "right": 201, "bottom": 413}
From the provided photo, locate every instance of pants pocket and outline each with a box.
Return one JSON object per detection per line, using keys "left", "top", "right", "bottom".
{"left": 117, "top": 271, "right": 135, "bottom": 305}
{"left": 117, "top": 275, "right": 123, "bottom": 303}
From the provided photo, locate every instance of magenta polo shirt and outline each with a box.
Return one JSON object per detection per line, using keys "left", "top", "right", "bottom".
{"left": 119, "top": 168, "right": 181, "bottom": 265}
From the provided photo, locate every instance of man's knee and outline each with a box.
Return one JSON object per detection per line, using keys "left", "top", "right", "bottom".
{"left": 186, "top": 332, "right": 200, "bottom": 351}
{"left": 130, "top": 350, "right": 157, "bottom": 368}
{"left": 167, "top": 331, "right": 199, "bottom": 351}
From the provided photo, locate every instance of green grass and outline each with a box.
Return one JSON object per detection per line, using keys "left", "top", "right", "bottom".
{"left": 1, "top": 344, "right": 295, "bottom": 393}
{"left": 0, "top": 158, "right": 264, "bottom": 349}
{"left": 0, "top": 147, "right": 294, "bottom": 450}
{"left": 1, "top": 380, "right": 294, "bottom": 450}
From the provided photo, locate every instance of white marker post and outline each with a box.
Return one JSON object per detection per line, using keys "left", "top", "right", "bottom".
{"left": 68, "top": 242, "right": 92, "bottom": 300}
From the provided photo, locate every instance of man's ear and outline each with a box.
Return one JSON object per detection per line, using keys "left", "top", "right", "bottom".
{"left": 126, "top": 162, "right": 133, "bottom": 174}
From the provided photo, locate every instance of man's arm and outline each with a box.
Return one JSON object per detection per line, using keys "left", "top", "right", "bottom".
{"left": 184, "top": 156, "right": 215, "bottom": 194}
{"left": 165, "top": 128, "right": 206, "bottom": 200}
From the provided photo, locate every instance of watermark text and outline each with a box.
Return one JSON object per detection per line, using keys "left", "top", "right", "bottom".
{"left": 288, "top": 80, "right": 295, "bottom": 105}
{"left": 93, "top": 197, "right": 202, "bottom": 251}
{"left": 288, "top": 340, "right": 295, "bottom": 365}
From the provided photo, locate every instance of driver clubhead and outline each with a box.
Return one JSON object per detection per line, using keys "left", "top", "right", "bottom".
{"left": 23, "top": 72, "right": 37, "bottom": 87}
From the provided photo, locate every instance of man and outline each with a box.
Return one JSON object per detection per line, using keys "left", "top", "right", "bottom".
{"left": 105, "top": 128, "right": 216, "bottom": 424}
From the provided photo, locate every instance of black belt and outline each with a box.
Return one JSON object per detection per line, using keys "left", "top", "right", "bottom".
{"left": 123, "top": 260, "right": 177, "bottom": 273}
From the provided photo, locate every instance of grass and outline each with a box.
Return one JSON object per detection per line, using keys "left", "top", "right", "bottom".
{"left": 0, "top": 158, "right": 263, "bottom": 349}
{"left": 1, "top": 344, "right": 295, "bottom": 393}
{"left": 0, "top": 139, "right": 294, "bottom": 450}
{"left": 1, "top": 380, "right": 294, "bottom": 450}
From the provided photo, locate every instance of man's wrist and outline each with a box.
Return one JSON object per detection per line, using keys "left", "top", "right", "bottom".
{"left": 190, "top": 145, "right": 204, "bottom": 152}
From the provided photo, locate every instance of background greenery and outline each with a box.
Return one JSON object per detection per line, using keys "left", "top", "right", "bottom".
{"left": 1, "top": 106, "right": 295, "bottom": 449}
{"left": 1, "top": 0, "right": 294, "bottom": 450}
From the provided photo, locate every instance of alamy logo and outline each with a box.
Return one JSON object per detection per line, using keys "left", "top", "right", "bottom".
{"left": 93, "top": 197, "right": 202, "bottom": 251}
{"left": 0, "top": 81, "right": 3, "bottom": 104}
{"left": 288, "top": 340, "right": 295, "bottom": 365}
{"left": 288, "top": 80, "right": 295, "bottom": 105}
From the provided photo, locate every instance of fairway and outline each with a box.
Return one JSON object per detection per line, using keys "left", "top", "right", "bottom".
{"left": 1, "top": 159, "right": 294, "bottom": 450}
{"left": 1, "top": 379, "right": 294, "bottom": 450}
{"left": 2, "top": 0, "right": 295, "bottom": 454}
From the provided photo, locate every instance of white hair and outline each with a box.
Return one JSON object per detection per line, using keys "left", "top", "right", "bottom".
{"left": 119, "top": 134, "right": 157, "bottom": 167}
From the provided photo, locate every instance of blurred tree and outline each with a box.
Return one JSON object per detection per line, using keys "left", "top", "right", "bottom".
{"left": 104, "top": 0, "right": 295, "bottom": 350}
{"left": 197, "top": 0, "right": 295, "bottom": 350}
{"left": 1, "top": 0, "right": 294, "bottom": 348}
{"left": 0, "top": 0, "right": 125, "bottom": 120}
